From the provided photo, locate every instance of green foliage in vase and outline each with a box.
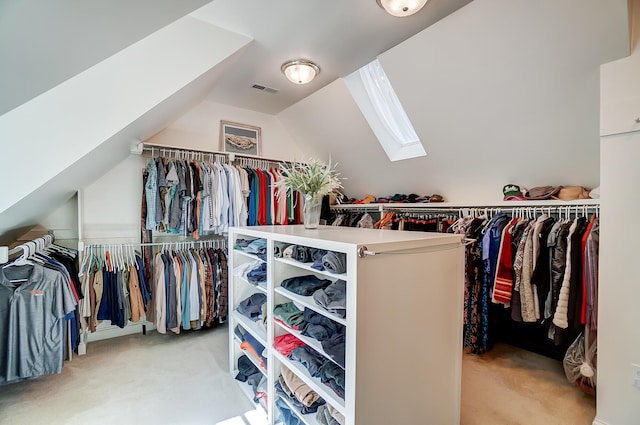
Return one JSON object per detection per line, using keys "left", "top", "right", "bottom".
{"left": 275, "top": 158, "right": 344, "bottom": 205}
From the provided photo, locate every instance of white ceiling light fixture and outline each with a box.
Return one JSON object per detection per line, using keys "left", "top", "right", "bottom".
{"left": 376, "top": 0, "right": 429, "bottom": 17}
{"left": 281, "top": 59, "right": 320, "bottom": 85}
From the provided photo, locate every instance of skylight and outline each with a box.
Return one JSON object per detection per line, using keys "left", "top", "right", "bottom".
{"left": 345, "top": 58, "right": 426, "bottom": 161}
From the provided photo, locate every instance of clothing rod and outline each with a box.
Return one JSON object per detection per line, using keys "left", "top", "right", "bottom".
{"left": 385, "top": 205, "right": 600, "bottom": 212}
{"left": 331, "top": 199, "right": 599, "bottom": 209}
{"left": 83, "top": 240, "right": 226, "bottom": 248}
{"left": 0, "top": 231, "right": 55, "bottom": 264}
{"left": 138, "top": 142, "right": 292, "bottom": 165}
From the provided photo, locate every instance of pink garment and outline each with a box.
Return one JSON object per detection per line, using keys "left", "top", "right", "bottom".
{"left": 274, "top": 334, "right": 306, "bottom": 356}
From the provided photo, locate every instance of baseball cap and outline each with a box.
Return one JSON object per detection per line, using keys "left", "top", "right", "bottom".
{"left": 503, "top": 184, "right": 526, "bottom": 201}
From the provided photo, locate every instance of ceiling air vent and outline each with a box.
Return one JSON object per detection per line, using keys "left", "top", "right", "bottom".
{"left": 251, "top": 83, "right": 279, "bottom": 94}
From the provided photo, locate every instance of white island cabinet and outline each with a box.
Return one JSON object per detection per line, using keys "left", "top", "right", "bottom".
{"left": 228, "top": 225, "right": 465, "bottom": 425}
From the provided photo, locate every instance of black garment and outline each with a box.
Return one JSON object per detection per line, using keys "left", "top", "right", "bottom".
{"left": 300, "top": 308, "right": 342, "bottom": 341}
{"left": 531, "top": 217, "right": 556, "bottom": 316}
{"left": 51, "top": 252, "right": 82, "bottom": 299}
{"left": 321, "top": 326, "right": 346, "bottom": 368}
{"left": 235, "top": 354, "right": 261, "bottom": 382}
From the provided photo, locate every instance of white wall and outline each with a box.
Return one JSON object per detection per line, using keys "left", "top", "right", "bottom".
{"left": 279, "top": 0, "right": 629, "bottom": 202}
{"left": 81, "top": 155, "right": 146, "bottom": 244}
{"left": 147, "top": 100, "right": 306, "bottom": 161}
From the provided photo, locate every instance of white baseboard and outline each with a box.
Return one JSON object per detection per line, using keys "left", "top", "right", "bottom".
{"left": 86, "top": 320, "right": 156, "bottom": 343}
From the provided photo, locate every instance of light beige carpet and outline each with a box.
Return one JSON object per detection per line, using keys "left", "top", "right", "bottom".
{"left": 461, "top": 343, "right": 596, "bottom": 425}
{"left": 0, "top": 328, "right": 596, "bottom": 425}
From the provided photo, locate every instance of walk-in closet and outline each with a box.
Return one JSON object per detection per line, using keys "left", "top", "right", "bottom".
{"left": 2, "top": 1, "right": 639, "bottom": 425}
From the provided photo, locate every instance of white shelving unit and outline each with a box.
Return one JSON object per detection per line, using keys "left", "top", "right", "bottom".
{"left": 228, "top": 225, "right": 465, "bottom": 425}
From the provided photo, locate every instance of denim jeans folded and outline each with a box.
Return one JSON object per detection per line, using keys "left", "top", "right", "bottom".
{"left": 281, "top": 275, "right": 331, "bottom": 296}
{"left": 290, "top": 346, "right": 328, "bottom": 377}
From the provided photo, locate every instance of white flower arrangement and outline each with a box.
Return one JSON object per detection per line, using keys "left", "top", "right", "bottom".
{"left": 276, "top": 158, "right": 344, "bottom": 205}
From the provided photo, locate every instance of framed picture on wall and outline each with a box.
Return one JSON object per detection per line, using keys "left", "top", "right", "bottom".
{"left": 220, "top": 120, "right": 261, "bottom": 156}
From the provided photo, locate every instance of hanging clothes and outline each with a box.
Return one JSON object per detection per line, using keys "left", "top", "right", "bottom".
{"left": 0, "top": 241, "right": 80, "bottom": 384}
{"left": 363, "top": 206, "right": 600, "bottom": 359}
{"left": 143, "top": 156, "right": 304, "bottom": 237}
{"left": 78, "top": 247, "right": 152, "bottom": 331}
{"left": 150, "top": 245, "right": 228, "bottom": 334}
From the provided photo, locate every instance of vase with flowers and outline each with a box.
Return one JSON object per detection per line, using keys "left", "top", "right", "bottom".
{"left": 276, "top": 158, "right": 343, "bottom": 229}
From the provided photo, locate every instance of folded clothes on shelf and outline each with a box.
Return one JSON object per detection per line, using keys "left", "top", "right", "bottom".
{"left": 290, "top": 346, "right": 328, "bottom": 378}
{"left": 319, "top": 362, "right": 345, "bottom": 400}
{"left": 234, "top": 238, "right": 253, "bottom": 250}
{"left": 279, "top": 367, "right": 326, "bottom": 413}
{"left": 312, "top": 279, "right": 346, "bottom": 319}
{"left": 300, "top": 308, "right": 342, "bottom": 341}
{"left": 281, "top": 275, "right": 332, "bottom": 296}
{"left": 274, "top": 302, "right": 304, "bottom": 329}
{"left": 235, "top": 354, "right": 261, "bottom": 383}
{"left": 274, "top": 334, "right": 306, "bottom": 357}
{"left": 275, "top": 396, "right": 304, "bottom": 425}
{"left": 237, "top": 293, "right": 267, "bottom": 321}
{"left": 243, "top": 238, "right": 268, "bottom": 260}
{"left": 246, "top": 262, "right": 267, "bottom": 287}
{"left": 316, "top": 404, "right": 344, "bottom": 425}
{"left": 292, "top": 245, "right": 327, "bottom": 263}
{"left": 321, "top": 251, "right": 346, "bottom": 274}
{"left": 321, "top": 327, "right": 345, "bottom": 368}
{"left": 241, "top": 332, "right": 267, "bottom": 368}
{"left": 274, "top": 241, "right": 293, "bottom": 258}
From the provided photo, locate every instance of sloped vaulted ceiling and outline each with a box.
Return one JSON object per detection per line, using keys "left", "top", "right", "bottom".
{"left": 0, "top": 0, "right": 212, "bottom": 115}
{"left": 0, "top": 13, "right": 252, "bottom": 243}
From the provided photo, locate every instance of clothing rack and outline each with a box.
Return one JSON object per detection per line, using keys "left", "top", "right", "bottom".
{"left": 135, "top": 141, "right": 292, "bottom": 167}
{"left": 0, "top": 231, "right": 56, "bottom": 264}
{"left": 83, "top": 239, "right": 226, "bottom": 251}
{"left": 331, "top": 200, "right": 600, "bottom": 218}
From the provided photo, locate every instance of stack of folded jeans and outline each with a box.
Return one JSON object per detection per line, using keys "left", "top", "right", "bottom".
{"left": 291, "top": 245, "right": 327, "bottom": 264}
{"left": 275, "top": 397, "right": 303, "bottom": 425}
{"left": 246, "top": 262, "right": 267, "bottom": 289}
{"left": 243, "top": 238, "right": 268, "bottom": 261}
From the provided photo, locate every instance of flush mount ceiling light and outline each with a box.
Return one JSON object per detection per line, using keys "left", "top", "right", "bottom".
{"left": 281, "top": 59, "right": 320, "bottom": 84}
{"left": 376, "top": 0, "right": 429, "bottom": 17}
